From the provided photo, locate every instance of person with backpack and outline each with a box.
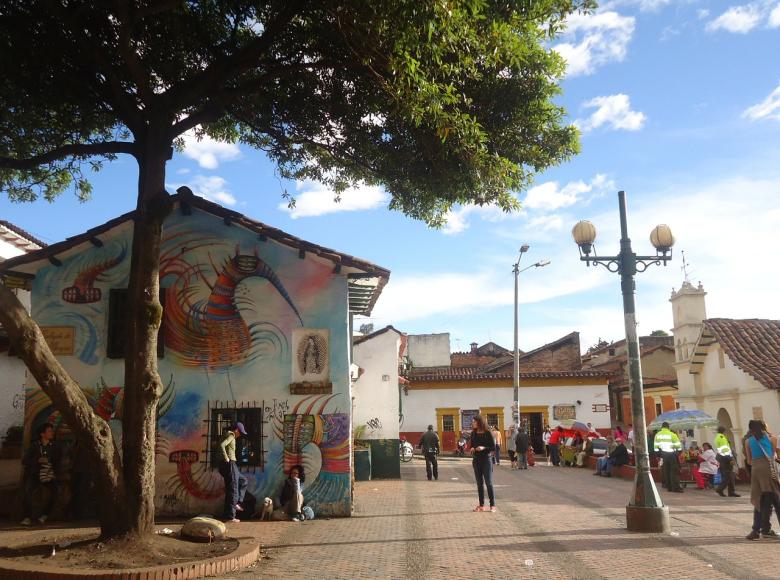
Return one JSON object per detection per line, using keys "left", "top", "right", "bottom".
{"left": 21, "top": 422, "right": 61, "bottom": 526}
{"left": 418, "top": 425, "right": 440, "bottom": 481}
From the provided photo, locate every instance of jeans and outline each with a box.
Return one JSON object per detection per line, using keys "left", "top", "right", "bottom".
{"left": 473, "top": 455, "right": 495, "bottom": 507}
{"left": 22, "top": 479, "right": 57, "bottom": 519}
{"left": 661, "top": 452, "right": 681, "bottom": 491}
{"left": 424, "top": 452, "right": 439, "bottom": 480}
{"left": 220, "top": 460, "right": 248, "bottom": 519}
{"left": 716, "top": 455, "right": 736, "bottom": 495}
{"left": 596, "top": 456, "right": 613, "bottom": 474}
{"left": 755, "top": 492, "right": 780, "bottom": 532}
{"left": 492, "top": 444, "right": 501, "bottom": 465}
{"left": 549, "top": 444, "right": 560, "bottom": 466}
{"left": 518, "top": 451, "right": 528, "bottom": 469}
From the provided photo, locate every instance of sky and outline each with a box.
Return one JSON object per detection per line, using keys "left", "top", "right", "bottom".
{"left": 2, "top": 0, "right": 780, "bottom": 354}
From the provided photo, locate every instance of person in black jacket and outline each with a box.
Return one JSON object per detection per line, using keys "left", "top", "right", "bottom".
{"left": 470, "top": 414, "right": 496, "bottom": 511}
{"left": 418, "top": 425, "right": 440, "bottom": 481}
{"left": 21, "top": 423, "right": 61, "bottom": 525}
{"left": 515, "top": 428, "right": 530, "bottom": 470}
{"left": 595, "top": 440, "right": 630, "bottom": 477}
{"left": 279, "top": 464, "right": 306, "bottom": 522}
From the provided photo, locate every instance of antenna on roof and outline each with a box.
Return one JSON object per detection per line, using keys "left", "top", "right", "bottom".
{"left": 681, "top": 250, "right": 691, "bottom": 283}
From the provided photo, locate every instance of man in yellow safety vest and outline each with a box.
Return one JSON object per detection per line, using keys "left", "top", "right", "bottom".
{"left": 714, "top": 426, "right": 740, "bottom": 497}
{"left": 654, "top": 421, "right": 683, "bottom": 493}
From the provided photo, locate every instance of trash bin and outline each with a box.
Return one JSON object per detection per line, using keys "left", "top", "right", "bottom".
{"left": 354, "top": 447, "right": 372, "bottom": 481}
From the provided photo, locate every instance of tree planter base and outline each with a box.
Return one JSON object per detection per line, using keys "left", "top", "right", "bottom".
{"left": 0, "top": 537, "right": 258, "bottom": 579}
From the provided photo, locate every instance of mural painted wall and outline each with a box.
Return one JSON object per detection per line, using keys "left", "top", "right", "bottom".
{"left": 24, "top": 207, "right": 352, "bottom": 516}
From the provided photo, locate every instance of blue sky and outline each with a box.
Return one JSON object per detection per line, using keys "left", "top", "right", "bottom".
{"left": 2, "top": 0, "right": 780, "bottom": 353}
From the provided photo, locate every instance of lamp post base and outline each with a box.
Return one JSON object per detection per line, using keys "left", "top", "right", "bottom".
{"left": 626, "top": 505, "right": 670, "bottom": 533}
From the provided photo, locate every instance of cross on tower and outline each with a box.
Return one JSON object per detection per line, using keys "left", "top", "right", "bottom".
{"left": 680, "top": 250, "right": 691, "bottom": 282}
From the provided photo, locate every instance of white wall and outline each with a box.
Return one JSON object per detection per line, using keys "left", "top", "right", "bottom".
{"left": 353, "top": 330, "right": 401, "bottom": 440}
{"left": 407, "top": 333, "right": 450, "bottom": 367}
{"left": 0, "top": 288, "right": 30, "bottom": 439}
{"left": 403, "top": 383, "right": 611, "bottom": 432}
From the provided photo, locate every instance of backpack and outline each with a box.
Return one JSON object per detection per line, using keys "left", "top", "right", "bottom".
{"left": 302, "top": 505, "right": 315, "bottom": 521}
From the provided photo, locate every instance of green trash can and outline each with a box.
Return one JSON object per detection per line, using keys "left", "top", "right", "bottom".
{"left": 354, "top": 447, "right": 372, "bottom": 481}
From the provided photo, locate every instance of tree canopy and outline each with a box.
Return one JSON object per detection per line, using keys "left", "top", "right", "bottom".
{"left": 0, "top": 0, "right": 593, "bottom": 224}
{"left": 0, "top": 0, "right": 595, "bottom": 539}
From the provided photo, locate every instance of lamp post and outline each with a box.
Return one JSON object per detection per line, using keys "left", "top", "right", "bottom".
{"left": 512, "top": 246, "right": 550, "bottom": 429}
{"left": 572, "top": 190, "right": 675, "bottom": 534}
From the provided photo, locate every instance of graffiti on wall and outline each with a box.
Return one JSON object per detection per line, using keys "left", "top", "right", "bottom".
{"left": 24, "top": 375, "right": 176, "bottom": 454}
{"left": 28, "top": 208, "right": 352, "bottom": 516}
{"left": 161, "top": 237, "right": 303, "bottom": 372}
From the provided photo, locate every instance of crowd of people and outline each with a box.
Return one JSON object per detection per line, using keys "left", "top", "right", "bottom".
{"left": 415, "top": 414, "right": 780, "bottom": 542}
{"left": 17, "top": 414, "right": 780, "bottom": 541}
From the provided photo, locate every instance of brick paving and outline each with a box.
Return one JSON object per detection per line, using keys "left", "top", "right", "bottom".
{"left": 1, "top": 459, "right": 776, "bottom": 579}
{"left": 231, "top": 459, "right": 777, "bottom": 579}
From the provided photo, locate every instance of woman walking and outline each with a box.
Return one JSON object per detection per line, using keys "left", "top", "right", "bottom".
{"left": 507, "top": 424, "right": 518, "bottom": 469}
{"left": 744, "top": 420, "right": 780, "bottom": 540}
{"left": 543, "top": 427, "right": 552, "bottom": 466}
{"left": 470, "top": 415, "right": 496, "bottom": 512}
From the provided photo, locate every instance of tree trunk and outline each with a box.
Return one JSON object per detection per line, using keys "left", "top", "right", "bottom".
{"left": 0, "top": 286, "right": 126, "bottom": 537}
{"left": 120, "top": 131, "right": 172, "bottom": 537}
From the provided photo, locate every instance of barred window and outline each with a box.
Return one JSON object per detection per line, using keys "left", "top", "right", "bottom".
{"left": 442, "top": 414, "right": 455, "bottom": 432}
{"left": 209, "top": 407, "right": 265, "bottom": 470}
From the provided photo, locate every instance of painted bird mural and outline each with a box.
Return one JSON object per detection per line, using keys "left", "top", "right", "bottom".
{"left": 61, "top": 246, "right": 127, "bottom": 304}
{"left": 164, "top": 245, "right": 303, "bottom": 371}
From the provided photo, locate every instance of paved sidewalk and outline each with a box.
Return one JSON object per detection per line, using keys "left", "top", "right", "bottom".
{"left": 234, "top": 459, "right": 777, "bottom": 579}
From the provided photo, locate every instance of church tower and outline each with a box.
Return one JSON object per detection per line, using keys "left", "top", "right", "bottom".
{"left": 670, "top": 280, "right": 707, "bottom": 363}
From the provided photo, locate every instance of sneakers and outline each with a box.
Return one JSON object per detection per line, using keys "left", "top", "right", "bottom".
{"left": 224, "top": 518, "right": 240, "bottom": 523}
{"left": 20, "top": 518, "right": 31, "bottom": 526}
{"left": 38, "top": 515, "right": 48, "bottom": 524}
{"left": 473, "top": 505, "right": 486, "bottom": 512}
{"left": 746, "top": 530, "right": 761, "bottom": 541}
{"left": 291, "top": 514, "right": 304, "bottom": 522}
{"left": 762, "top": 530, "right": 780, "bottom": 539}
{"left": 716, "top": 489, "right": 726, "bottom": 497}
{"left": 234, "top": 504, "right": 244, "bottom": 512}
{"left": 489, "top": 506, "right": 497, "bottom": 513}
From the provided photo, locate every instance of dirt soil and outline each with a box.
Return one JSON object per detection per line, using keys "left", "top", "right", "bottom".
{"left": 0, "top": 530, "right": 239, "bottom": 570}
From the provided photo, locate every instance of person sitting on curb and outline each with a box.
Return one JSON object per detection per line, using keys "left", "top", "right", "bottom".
{"left": 280, "top": 464, "right": 306, "bottom": 522}
{"left": 21, "top": 422, "right": 61, "bottom": 526}
{"left": 594, "top": 438, "right": 629, "bottom": 477}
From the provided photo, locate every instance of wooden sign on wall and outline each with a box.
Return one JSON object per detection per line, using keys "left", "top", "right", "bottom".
{"left": 553, "top": 404, "right": 576, "bottom": 420}
{"left": 40, "top": 326, "right": 75, "bottom": 356}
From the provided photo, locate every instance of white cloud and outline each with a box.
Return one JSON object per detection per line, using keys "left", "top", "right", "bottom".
{"left": 442, "top": 204, "right": 511, "bottom": 235}
{"left": 742, "top": 82, "right": 780, "bottom": 121}
{"left": 368, "top": 176, "right": 780, "bottom": 354}
{"left": 181, "top": 130, "right": 242, "bottom": 169}
{"left": 707, "top": 4, "right": 763, "bottom": 33}
{"left": 186, "top": 175, "right": 238, "bottom": 206}
{"left": 576, "top": 94, "right": 647, "bottom": 132}
{"left": 524, "top": 174, "right": 614, "bottom": 211}
{"left": 697, "top": 8, "right": 710, "bottom": 20}
{"left": 554, "top": 11, "right": 635, "bottom": 76}
{"left": 279, "top": 181, "right": 388, "bottom": 218}
{"left": 440, "top": 175, "right": 613, "bottom": 234}
{"left": 769, "top": 3, "right": 780, "bottom": 26}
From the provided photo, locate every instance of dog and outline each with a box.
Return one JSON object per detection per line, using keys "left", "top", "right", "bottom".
{"left": 259, "top": 497, "right": 274, "bottom": 521}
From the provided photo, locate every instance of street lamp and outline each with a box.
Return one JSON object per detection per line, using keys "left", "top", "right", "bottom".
{"left": 572, "top": 191, "right": 674, "bottom": 534}
{"left": 512, "top": 246, "right": 550, "bottom": 429}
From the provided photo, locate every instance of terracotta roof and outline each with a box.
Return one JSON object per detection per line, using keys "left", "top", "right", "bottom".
{"left": 0, "top": 188, "right": 390, "bottom": 316}
{"left": 698, "top": 318, "right": 780, "bottom": 390}
{"left": 480, "top": 331, "right": 580, "bottom": 373}
{"left": 0, "top": 220, "right": 46, "bottom": 252}
{"left": 407, "top": 367, "right": 609, "bottom": 382}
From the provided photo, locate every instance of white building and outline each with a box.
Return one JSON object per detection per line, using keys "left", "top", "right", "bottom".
{"left": 401, "top": 333, "right": 611, "bottom": 453}
{"left": 352, "top": 326, "right": 406, "bottom": 478}
{"left": 671, "top": 280, "right": 780, "bottom": 460}
{"left": 0, "top": 221, "right": 44, "bottom": 452}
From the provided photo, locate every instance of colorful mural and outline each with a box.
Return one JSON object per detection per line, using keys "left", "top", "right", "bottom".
{"left": 25, "top": 207, "right": 353, "bottom": 517}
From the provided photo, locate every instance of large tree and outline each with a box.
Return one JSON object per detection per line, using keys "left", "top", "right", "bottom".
{"left": 0, "top": 0, "right": 593, "bottom": 539}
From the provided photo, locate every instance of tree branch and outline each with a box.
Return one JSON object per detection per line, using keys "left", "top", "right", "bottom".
{"left": 160, "top": 0, "right": 307, "bottom": 112}
{"left": 0, "top": 141, "right": 137, "bottom": 171}
{"left": 114, "top": 0, "right": 156, "bottom": 106}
